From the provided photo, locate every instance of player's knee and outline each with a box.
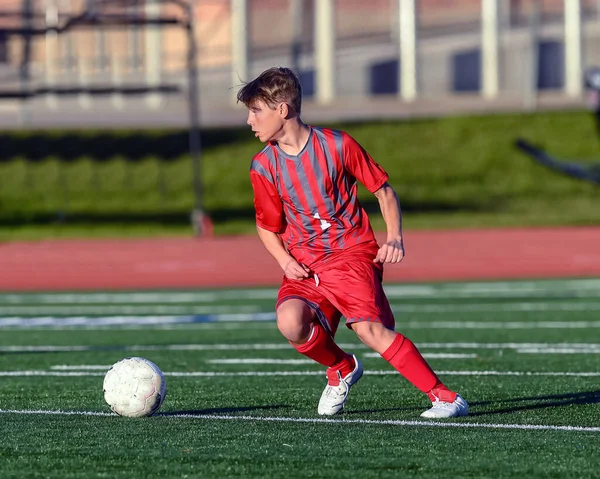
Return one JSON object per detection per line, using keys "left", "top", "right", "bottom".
{"left": 276, "top": 299, "right": 313, "bottom": 343}
{"left": 351, "top": 321, "right": 378, "bottom": 340}
{"left": 351, "top": 321, "right": 397, "bottom": 352}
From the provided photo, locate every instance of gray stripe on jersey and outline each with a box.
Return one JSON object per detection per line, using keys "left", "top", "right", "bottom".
{"left": 292, "top": 155, "right": 332, "bottom": 250}
{"left": 283, "top": 202, "right": 303, "bottom": 244}
{"left": 313, "top": 128, "right": 356, "bottom": 243}
{"left": 331, "top": 128, "right": 344, "bottom": 169}
{"left": 279, "top": 155, "right": 317, "bottom": 237}
{"left": 311, "top": 130, "right": 348, "bottom": 249}
{"left": 309, "top": 137, "right": 337, "bottom": 218}
{"left": 250, "top": 160, "right": 271, "bottom": 180}
{"left": 262, "top": 148, "right": 303, "bottom": 242}
{"left": 277, "top": 157, "right": 317, "bottom": 239}
{"left": 261, "top": 147, "right": 278, "bottom": 171}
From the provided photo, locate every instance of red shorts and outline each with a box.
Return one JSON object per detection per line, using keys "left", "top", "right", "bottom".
{"left": 276, "top": 257, "right": 395, "bottom": 337}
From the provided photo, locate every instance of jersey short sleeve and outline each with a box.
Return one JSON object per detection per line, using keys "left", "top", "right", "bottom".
{"left": 342, "top": 132, "right": 389, "bottom": 193}
{"left": 250, "top": 169, "right": 284, "bottom": 233}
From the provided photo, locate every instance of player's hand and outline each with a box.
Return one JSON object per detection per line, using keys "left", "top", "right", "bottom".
{"left": 283, "top": 258, "right": 311, "bottom": 280}
{"left": 374, "top": 239, "right": 405, "bottom": 264}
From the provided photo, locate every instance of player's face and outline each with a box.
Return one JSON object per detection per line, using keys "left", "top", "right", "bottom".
{"left": 246, "top": 100, "right": 284, "bottom": 143}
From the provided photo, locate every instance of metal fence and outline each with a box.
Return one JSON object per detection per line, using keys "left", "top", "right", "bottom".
{"left": 0, "top": 0, "right": 599, "bottom": 127}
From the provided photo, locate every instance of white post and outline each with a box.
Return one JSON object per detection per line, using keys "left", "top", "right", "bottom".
{"left": 523, "top": 1, "right": 541, "bottom": 111}
{"left": 482, "top": 0, "right": 500, "bottom": 99}
{"left": 95, "top": 31, "right": 107, "bottom": 73}
{"left": 390, "top": 0, "right": 399, "bottom": 42}
{"left": 128, "top": 5, "right": 142, "bottom": 71}
{"left": 111, "top": 42, "right": 124, "bottom": 110}
{"left": 500, "top": 0, "right": 512, "bottom": 29}
{"left": 314, "top": 0, "right": 335, "bottom": 104}
{"left": 231, "top": 0, "right": 249, "bottom": 101}
{"left": 59, "top": 0, "right": 76, "bottom": 73}
{"left": 290, "top": 0, "right": 303, "bottom": 73}
{"left": 398, "top": 0, "right": 417, "bottom": 101}
{"left": 45, "top": 0, "right": 58, "bottom": 109}
{"left": 564, "top": 0, "right": 583, "bottom": 98}
{"left": 77, "top": 34, "right": 92, "bottom": 109}
{"left": 145, "top": 0, "right": 162, "bottom": 109}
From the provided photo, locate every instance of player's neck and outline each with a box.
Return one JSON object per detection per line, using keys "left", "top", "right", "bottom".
{"left": 276, "top": 120, "right": 311, "bottom": 156}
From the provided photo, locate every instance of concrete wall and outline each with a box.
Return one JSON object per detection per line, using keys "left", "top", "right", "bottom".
{"left": 1, "top": 0, "right": 599, "bottom": 127}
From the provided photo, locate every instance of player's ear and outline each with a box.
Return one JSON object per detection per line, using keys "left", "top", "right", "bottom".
{"left": 278, "top": 102, "right": 289, "bottom": 118}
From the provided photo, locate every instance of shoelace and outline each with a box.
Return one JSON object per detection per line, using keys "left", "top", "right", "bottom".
{"left": 324, "top": 371, "right": 348, "bottom": 398}
{"left": 324, "top": 381, "right": 348, "bottom": 398}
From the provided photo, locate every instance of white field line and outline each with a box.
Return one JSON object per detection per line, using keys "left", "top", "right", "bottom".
{"left": 47, "top": 353, "right": 476, "bottom": 369}
{"left": 0, "top": 290, "right": 279, "bottom": 305}
{"left": 0, "top": 316, "right": 277, "bottom": 328}
{"left": 209, "top": 354, "right": 478, "bottom": 363}
{"left": 404, "top": 321, "right": 600, "bottom": 328}
{"left": 1, "top": 278, "right": 600, "bottom": 304}
{"left": 364, "top": 352, "right": 477, "bottom": 359}
{"left": 0, "top": 319, "right": 274, "bottom": 332}
{"left": 516, "top": 348, "right": 600, "bottom": 354}
{"left": 1, "top": 370, "right": 600, "bottom": 377}
{"left": 2, "top": 317, "right": 600, "bottom": 330}
{"left": 2, "top": 342, "right": 600, "bottom": 354}
{"left": 0, "top": 305, "right": 265, "bottom": 316}
{"left": 0, "top": 315, "right": 276, "bottom": 327}
{"left": 52, "top": 365, "right": 112, "bottom": 370}
{"left": 394, "top": 303, "right": 600, "bottom": 313}
{"left": 0, "top": 409, "right": 599, "bottom": 433}
{"left": 384, "top": 279, "right": 600, "bottom": 299}
{"left": 3, "top": 302, "right": 600, "bottom": 317}
{"left": 418, "top": 342, "right": 600, "bottom": 350}
{"left": 206, "top": 359, "right": 314, "bottom": 365}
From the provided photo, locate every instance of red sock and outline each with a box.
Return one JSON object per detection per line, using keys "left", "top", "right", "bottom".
{"left": 293, "top": 322, "right": 354, "bottom": 384}
{"left": 382, "top": 333, "right": 456, "bottom": 402}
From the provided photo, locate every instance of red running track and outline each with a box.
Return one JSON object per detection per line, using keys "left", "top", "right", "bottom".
{"left": 1, "top": 226, "right": 599, "bottom": 291}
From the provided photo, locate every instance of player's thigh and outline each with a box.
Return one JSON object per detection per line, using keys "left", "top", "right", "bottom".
{"left": 277, "top": 276, "right": 342, "bottom": 337}
{"left": 321, "top": 260, "right": 395, "bottom": 330}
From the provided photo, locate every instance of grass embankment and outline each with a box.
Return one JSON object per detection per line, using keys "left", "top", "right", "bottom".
{"left": 0, "top": 110, "right": 598, "bottom": 241}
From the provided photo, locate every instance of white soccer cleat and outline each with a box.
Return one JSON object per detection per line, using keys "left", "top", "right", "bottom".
{"left": 317, "top": 354, "right": 363, "bottom": 416}
{"left": 420, "top": 393, "right": 469, "bottom": 419}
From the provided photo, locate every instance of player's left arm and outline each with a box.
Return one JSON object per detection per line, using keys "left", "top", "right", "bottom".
{"left": 373, "top": 182, "right": 404, "bottom": 264}
{"left": 342, "top": 132, "right": 404, "bottom": 264}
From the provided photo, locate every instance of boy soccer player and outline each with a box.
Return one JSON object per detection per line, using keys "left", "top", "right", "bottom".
{"left": 237, "top": 67, "right": 468, "bottom": 418}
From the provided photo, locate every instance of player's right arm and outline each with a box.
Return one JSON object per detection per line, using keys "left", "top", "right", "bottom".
{"left": 256, "top": 226, "right": 310, "bottom": 280}
{"left": 250, "top": 164, "right": 309, "bottom": 281}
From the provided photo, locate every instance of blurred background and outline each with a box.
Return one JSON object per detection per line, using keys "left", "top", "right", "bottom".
{"left": 0, "top": 0, "right": 599, "bottom": 240}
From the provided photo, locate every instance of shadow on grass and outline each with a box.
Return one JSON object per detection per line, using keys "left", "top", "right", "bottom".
{"left": 360, "top": 198, "right": 499, "bottom": 215}
{"left": 0, "top": 127, "right": 253, "bottom": 163}
{"left": 345, "top": 390, "right": 600, "bottom": 417}
{"left": 0, "top": 196, "right": 501, "bottom": 228}
{"left": 159, "top": 404, "right": 290, "bottom": 416}
{"left": 467, "top": 389, "right": 600, "bottom": 417}
{"left": 345, "top": 405, "right": 424, "bottom": 415}
{"left": 0, "top": 211, "right": 192, "bottom": 227}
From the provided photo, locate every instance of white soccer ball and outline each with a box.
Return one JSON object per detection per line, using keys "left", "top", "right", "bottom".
{"left": 103, "top": 357, "right": 167, "bottom": 417}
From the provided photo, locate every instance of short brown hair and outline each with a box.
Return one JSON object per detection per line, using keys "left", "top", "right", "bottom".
{"left": 236, "top": 67, "right": 302, "bottom": 115}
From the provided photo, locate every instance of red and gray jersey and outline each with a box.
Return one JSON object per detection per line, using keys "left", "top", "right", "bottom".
{"left": 250, "top": 127, "right": 389, "bottom": 270}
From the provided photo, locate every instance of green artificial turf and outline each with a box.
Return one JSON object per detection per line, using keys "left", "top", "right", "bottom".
{"left": 1, "top": 278, "right": 599, "bottom": 478}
